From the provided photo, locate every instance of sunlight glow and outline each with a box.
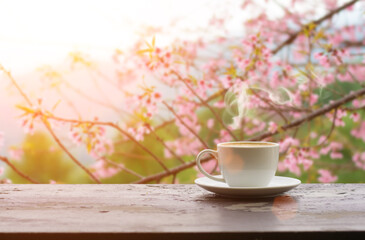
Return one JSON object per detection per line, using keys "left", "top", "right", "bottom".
{"left": 0, "top": 0, "right": 219, "bottom": 73}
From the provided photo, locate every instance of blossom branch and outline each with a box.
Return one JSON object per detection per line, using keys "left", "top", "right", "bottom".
{"left": 251, "top": 89, "right": 289, "bottom": 124}
{"left": 0, "top": 156, "right": 39, "bottom": 184}
{"left": 1, "top": 66, "right": 102, "bottom": 184}
{"left": 103, "top": 158, "right": 144, "bottom": 179}
{"left": 42, "top": 118, "right": 101, "bottom": 183}
{"left": 162, "top": 101, "right": 209, "bottom": 148}
{"left": 145, "top": 124, "right": 185, "bottom": 164}
{"left": 179, "top": 77, "right": 238, "bottom": 140}
{"left": 42, "top": 116, "right": 170, "bottom": 172}
{"left": 0, "top": 65, "right": 33, "bottom": 106}
{"left": 250, "top": 87, "right": 365, "bottom": 141}
{"left": 272, "top": 0, "right": 359, "bottom": 54}
{"left": 133, "top": 157, "right": 211, "bottom": 184}
{"left": 316, "top": 108, "right": 338, "bottom": 147}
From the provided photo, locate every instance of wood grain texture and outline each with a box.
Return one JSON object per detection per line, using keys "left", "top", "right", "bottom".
{"left": 0, "top": 184, "right": 364, "bottom": 240}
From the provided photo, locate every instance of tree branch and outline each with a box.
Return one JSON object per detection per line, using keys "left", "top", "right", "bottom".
{"left": 175, "top": 73, "right": 238, "bottom": 140}
{"left": 42, "top": 116, "right": 170, "bottom": 173}
{"left": 0, "top": 156, "right": 39, "bottom": 184}
{"left": 272, "top": 0, "right": 359, "bottom": 54}
{"left": 162, "top": 101, "right": 209, "bottom": 148}
{"left": 0, "top": 66, "right": 33, "bottom": 106}
{"left": 250, "top": 87, "right": 365, "bottom": 141}
{"left": 42, "top": 119, "right": 101, "bottom": 183}
{"left": 133, "top": 158, "right": 211, "bottom": 184}
{"left": 145, "top": 124, "right": 185, "bottom": 164}
{"left": 103, "top": 158, "right": 144, "bottom": 179}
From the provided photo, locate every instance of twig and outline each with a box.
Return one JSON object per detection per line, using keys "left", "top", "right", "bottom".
{"left": 176, "top": 74, "right": 238, "bottom": 140}
{"left": 172, "top": 173, "right": 177, "bottom": 184}
{"left": 44, "top": 116, "right": 170, "bottom": 172}
{"left": 250, "top": 87, "right": 365, "bottom": 141}
{"left": 133, "top": 157, "right": 211, "bottom": 184}
{"left": 313, "top": 108, "right": 338, "bottom": 147}
{"left": 103, "top": 158, "right": 144, "bottom": 179}
{"left": 0, "top": 66, "right": 33, "bottom": 106}
{"left": 155, "top": 119, "right": 175, "bottom": 130}
{"left": 62, "top": 77, "right": 123, "bottom": 114}
{"left": 272, "top": 0, "right": 359, "bottom": 54}
{"left": 250, "top": 89, "right": 289, "bottom": 124}
{"left": 145, "top": 124, "right": 185, "bottom": 164}
{"left": 97, "top": 123, "right": 171, "bottom": 172}
{"left": 42, "top": 119, "right": 101, "bottom": 183}
{"left": 0, "top": 156, "right": 39, "bottom": 183}
{"left": 162, "top": 101, "right": 209, "bottom": 148}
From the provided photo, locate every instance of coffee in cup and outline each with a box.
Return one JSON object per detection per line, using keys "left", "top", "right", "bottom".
{"left": 196, "top": 141, "right": 279, "bottom": 187}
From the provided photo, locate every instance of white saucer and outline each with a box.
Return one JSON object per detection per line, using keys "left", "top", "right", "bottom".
{"left": 195, "top": 176, "right": 301, "bottom": 198}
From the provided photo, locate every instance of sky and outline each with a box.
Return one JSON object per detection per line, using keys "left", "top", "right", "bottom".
{"left": 0, "top": 0, "right": 247, "bottom": 74}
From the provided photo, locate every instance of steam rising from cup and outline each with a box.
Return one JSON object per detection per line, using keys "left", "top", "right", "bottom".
{"left": 223, "top": 83, "right": 293, "bottom": 129}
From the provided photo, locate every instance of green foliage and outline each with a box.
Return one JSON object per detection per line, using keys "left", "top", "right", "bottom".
{"left": 6, "top": 132, "right": 83, "bottom": 183}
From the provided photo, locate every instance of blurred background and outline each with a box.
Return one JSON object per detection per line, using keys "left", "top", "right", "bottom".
{"left": 0, "top": 0, "right": 364, "bottom": 184}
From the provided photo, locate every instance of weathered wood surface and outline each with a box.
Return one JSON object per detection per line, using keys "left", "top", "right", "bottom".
{"left": 0, "top": 184, "right": 364, "bottom": 240}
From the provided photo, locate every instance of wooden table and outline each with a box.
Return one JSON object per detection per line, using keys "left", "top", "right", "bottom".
{"left": 0, "top": 184, "right": 364, "bottom": 240}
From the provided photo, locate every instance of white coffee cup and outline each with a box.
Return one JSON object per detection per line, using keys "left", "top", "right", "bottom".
{"left": 196, "top": 141, "right": 279, "bottom": 187}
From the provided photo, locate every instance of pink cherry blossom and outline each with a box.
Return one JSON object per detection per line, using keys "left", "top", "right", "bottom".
{"left": 352, "top": 152, "right": 365, "bottom": 170}
{"left": 310, "top": 132, "right": 317, "bottom": 139}
{"left": 320, "top": 142, "right": 343, "bottom": 158}
{"left": 337, "top": 109, "right": 347, "bottom": 118}
{"left": 283, "top": 151, "right": 301, "bottom": 176}
{"left": 8, "top": 148, "right": 24, "bottom": 161}
{"left": 324, "top": 0, "right": 337, "bottom": 9}
{"left": 164, "top": 147, "right": 173, "bottom": 159}
{"left": 318, "top": 135, "right": 327, "bottom": 144}
{"left": 68, "top": 129, "right": 82, "bottom": 146}
{"left": 207, "top": 119, "right": 214, "bottom": 129}
{"left": 352, "top": 99, "right": 365, "bottom": 108}
{"left": 309, "top": 149, "right": 320, "bottom": 159}
{"left": 127, "top": 125, "right": 151, "bottom": 142}
{"left": 350, "top": 113, "right": 360, "bottom": 122}
{"left": 19, "top": 116, "right": 36, "bottom": 135}
{"left": 279, "top": 137, "right": 299, "bottom": 153}
{"left": 338, "top": 72, "right": 351, "bottom": 82}
{"left": 351, "top": 122, "right": 365, "bottom": 142}
{"left": 268, "top": 121, "right": 278, "bottom": 133}
{"left": 90, "top": 158, "right": 121, "bottom": 179}
{"left": 314, "top": 53, "right": 330, "bottom": 68}
{"left": 330, "top": 151, "right": 343, "bottom": 159}
{"left": 318, "top": 169, "right": 338, "bottom": 183}
{"left": 89, "top": 138, "right": 114, "bottom": 159}
{"left": 277, "top": 161, "right": 286, "bottom": 172}
{"left": 195, "top": 159, "right": 219, "bottom": 178}
{"left": 68, "top": 124, "right": 114, "bottom": 158}
{"left": 309, "top": 94, "right": 318, "bottom": 106}
{"left": 244, "top": 119, "right": 266, "bottom": 136}
{"left": 214, "top": 130, "right": 232, "bottom": 145}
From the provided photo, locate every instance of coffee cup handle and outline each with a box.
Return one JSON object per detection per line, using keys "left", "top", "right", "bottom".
{"left": 196, "top": 149, "right": 225, "bottom": 183}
